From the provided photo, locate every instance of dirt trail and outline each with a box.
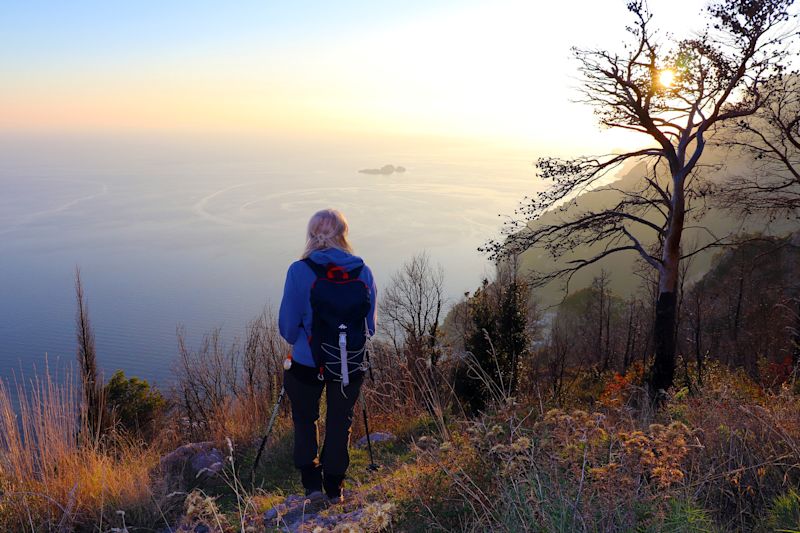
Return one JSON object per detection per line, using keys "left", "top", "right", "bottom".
{"left": 262, "top": 486, "right": 394, "bottom": 532}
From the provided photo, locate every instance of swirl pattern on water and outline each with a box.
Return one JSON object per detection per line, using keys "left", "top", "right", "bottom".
{"left": 0, "top": 161, "right": 533, "bottom": 395}
{"left": 191, "top": 179, "right": 516, "bottom": 249}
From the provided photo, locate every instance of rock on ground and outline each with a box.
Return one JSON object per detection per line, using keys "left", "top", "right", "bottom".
{"left": 355, "top": 432, "right": 395, "bottom": 449}
{"left": 159, "top": 441, "right": 225, "bottom": 480}
{"left": 262, "top": 490, "right": 373, "bottom": 532}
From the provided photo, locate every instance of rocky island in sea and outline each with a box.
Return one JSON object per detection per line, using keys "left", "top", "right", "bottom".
{"left": 358, "top": 164, "right": 406, "bottom": 175}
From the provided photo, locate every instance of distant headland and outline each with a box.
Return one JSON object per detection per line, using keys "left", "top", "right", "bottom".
{"left": 358, "top": 164, "right": 406, "bottom": 175}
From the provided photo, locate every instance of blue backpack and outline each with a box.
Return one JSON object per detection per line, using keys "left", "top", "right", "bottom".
{"left": 302, "top": 258, "right": 371, "bottom": 384}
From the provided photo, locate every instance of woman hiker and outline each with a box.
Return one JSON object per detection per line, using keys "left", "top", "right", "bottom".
{"left": 278, "top": 208, "right": 378, "bottom": 502}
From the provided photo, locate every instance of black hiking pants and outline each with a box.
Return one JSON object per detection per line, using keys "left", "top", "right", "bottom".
{"left": 283, "top": 365, "right": 364, "bottom": 495}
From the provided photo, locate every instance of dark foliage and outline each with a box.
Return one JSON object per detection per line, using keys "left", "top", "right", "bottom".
{"left": 482, "top": 0, "right": 797, "bottom": 397}
{"left": 104, "top": 370, "right": 166, "bottom": 441}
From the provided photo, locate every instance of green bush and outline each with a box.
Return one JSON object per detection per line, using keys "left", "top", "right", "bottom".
{"left": 455, "top": 277, "right": 530, "bottom": 414}
{"left": 659, "top": 499, "right": 717, "bottom": 532}
{"left": 765, "top": 489, "right": 800, "bottom": 533}
{"left": 104, "top": 370, "right": 166, "bottom": 441}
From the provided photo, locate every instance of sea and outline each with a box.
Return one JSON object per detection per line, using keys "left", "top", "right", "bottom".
{"left": 0, "top": 133, "right": 539, "bottom": 396}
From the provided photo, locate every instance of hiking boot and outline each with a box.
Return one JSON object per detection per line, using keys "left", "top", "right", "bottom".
{"left": 300, "top": 465, "right": 322, "bottom": 495}
{"left": 305, "top": 489, "right": 325, "bottom": 499}
{"left": 323, "top": 473, "right": 345, "bottom": 503}
{"left": 326, "top": 492, "right": 344, "bottom": 505}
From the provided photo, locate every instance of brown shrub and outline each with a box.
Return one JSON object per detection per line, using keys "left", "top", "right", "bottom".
{"left": 677, "top": 368, "right": 800, "bottom": 529}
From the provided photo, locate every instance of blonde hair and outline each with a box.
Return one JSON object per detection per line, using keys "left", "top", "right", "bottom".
{"left": 301, "top": 208, "right": 354, "bottom": 258}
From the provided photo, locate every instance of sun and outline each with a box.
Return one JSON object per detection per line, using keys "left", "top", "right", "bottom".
{"left": 658, "top": 69, "right": 676, "bottom": 88}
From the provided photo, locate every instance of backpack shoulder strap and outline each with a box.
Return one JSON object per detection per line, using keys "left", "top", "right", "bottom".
{"left": 301, "top": 257, "right": 327, "bottom": 278}
{"left": 349, "top": 265, "right": 364, "bottom": 279}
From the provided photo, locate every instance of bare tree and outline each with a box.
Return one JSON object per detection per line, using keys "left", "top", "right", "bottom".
{"left": 75, "top": 267, "right": 104, "bottom": 443}
{"left": 241, "top": 309, "right": 286, "bottom": 402}
{"left": 622, "top": 297, "right": 647, "bottom": 371}
{"left": 720, "top": 74, "right": 800, "bottom": 219}
{"left": 173, "top": 308, "right": 287, "bottom": 441}
{"left": 486, "top": 0, "right": 796, "bottom": 398}
{"left": 544, "top": 311, "right": 577, "bottom": 404}
{"left": 716, "top": 73, "right": 800, "bottom": 372}
{"left": 175, "top": 327, "right": 235, "bottom": 435}
{"left": 685, "top": 276, "right": 710, "bottom": 385}
{"left": 680, "top": 235, "right": 800, "bottom": 380}
{"left": 791, "top": 294, "right": 800, "bottom": 366}
{"left": 380, "top": 253, "right": 445, "bottom": 369}
{"left": 591, "top": 270, "right": 614, "bottom": 370}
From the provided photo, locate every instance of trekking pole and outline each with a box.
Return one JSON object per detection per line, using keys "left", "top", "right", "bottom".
{"left": 360, "top": 389, "right": 379, "bottom": 472}
{"left": 250, "top": 386, "right": 285, "bottom": 486}
{"left": 361, "top": 325, "right": 379, "bottom": 472}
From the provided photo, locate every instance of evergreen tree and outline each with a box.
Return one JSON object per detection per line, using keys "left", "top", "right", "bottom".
{"left": 455, "top": 277, "right": 531, "bottom": 414}
{"left": 496, "top": 279, "right": 530, "bottom": 394}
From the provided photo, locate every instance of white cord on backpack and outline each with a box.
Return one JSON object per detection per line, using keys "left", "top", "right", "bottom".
{"left": 339, "top": 325, "right": 349, "bottom": 387}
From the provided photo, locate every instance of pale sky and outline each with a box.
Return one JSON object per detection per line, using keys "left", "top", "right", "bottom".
{"left": 1, "top": 0, "right": 708, "bottom": 153}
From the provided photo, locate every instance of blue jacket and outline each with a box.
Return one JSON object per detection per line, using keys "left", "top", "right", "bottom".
{"left": 278, "top": 248, "right": 377, "bottom": 368}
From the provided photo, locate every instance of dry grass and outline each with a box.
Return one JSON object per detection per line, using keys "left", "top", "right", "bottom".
{"left": 205, "top": 389, "right": 288, "bottom": 445}
{"left": 0, "top": 367, "right": 166, "bottom": 531}
{"left": 5, "top": 307, "right": 800, "bottom": 532}
{"left": 676, "top": 364, "right": 800, "bottom": 530}
{"left": 385, "top": 360, "right": 800, "bottom": 532}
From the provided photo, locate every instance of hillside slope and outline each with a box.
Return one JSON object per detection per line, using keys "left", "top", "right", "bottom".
{"left": 517, "top": 145, "right": 799, "bottom": 306}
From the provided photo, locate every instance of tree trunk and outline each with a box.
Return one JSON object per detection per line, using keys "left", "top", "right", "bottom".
{"left": 603, "top": 298, "right": 612, "bottom": 371}
{"left": 649, "top": 178, "right": 684, "bottom": 398}
{"left": 693, "top": 296, "right": 704, "bottom": 386}
{"left": 793, "top": 295, "right": 800, "bottom": 368}
{"left": 651, "top": 291, "right": 677, "bottom": 394}
{"left": 733, "top": 266, "right": 745, "bottom": 368}
{"left": 622, "top": 302, "right": 634, "bottom": 370}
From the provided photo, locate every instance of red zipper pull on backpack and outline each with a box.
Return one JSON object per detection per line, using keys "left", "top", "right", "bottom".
{"left": 326, "top": 265, "right": 349, "bottom": 280}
